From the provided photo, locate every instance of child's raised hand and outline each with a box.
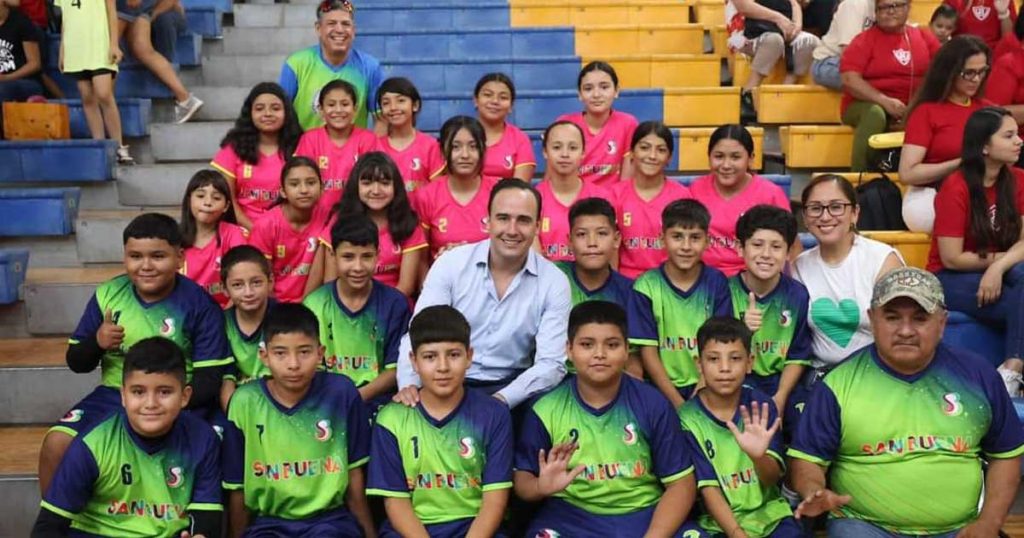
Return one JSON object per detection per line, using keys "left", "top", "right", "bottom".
{"left": 535, "top": 442, "right": 585, "bottom": 497}
{"left": 995, "top": 0, "right": 1011, "bottom": 16}
{"left": 725, "top": 402, "right": 780, "bottom": 460}
{"left": 96, "top": 309, "right": 124, "bottom": 351}
{"left": 743, "top": 292, "right": 762, "bottom": 332}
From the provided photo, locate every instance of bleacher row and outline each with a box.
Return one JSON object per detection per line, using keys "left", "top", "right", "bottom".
{"left": 1, "top": 0, "right": 1022, "bottom": 534}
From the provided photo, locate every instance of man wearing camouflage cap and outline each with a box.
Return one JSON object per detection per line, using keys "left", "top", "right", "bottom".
{"left": 787, "top": 267, "right": 1024, "bottom": 538}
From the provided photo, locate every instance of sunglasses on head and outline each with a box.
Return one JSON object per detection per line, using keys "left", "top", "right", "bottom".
{"left": 318, "top": 0, "right": 354, "bottom": 14}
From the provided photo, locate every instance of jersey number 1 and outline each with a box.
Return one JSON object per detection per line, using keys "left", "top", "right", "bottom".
{"left": 411, "top": 436, "right": 420, "bottom": 458}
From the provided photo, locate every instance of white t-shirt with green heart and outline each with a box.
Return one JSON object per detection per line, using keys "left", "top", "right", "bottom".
{"left": 793, "top": 235, "right": 901, "bottom": 367}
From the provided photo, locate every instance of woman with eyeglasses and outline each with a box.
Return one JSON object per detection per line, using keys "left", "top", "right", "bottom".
{"left": 929, "top": 106, "right": 1024, "bottom": 396}
{"left": 839, "top": 0, "right": 940, "bottom": 171}
{"left": 944, "top": 0, "right": 1015, "bottom": 50}
{"left": 792, "top": 174, "right": 904, "bottom": 372}
{"left": 899, "top": 35, "right": 992, "bottom": 233}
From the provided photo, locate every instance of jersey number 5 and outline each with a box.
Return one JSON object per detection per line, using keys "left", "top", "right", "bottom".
{"left": 120, "top": 464, "right": 133, "bottom": 485}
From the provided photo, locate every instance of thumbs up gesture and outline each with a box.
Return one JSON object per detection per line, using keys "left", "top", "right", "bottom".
{"left": 97, "top": 309, "right": 125, "bottom": 350}
{"left": 744, "top": 292, "right": 763, "bottom": 332}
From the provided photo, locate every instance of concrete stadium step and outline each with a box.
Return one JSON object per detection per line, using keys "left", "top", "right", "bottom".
{"left": 151, "top": 121, "right": 232, "bottom": 162}
{"left": 76, "top": 209, "right": 178, "bottom": 264}
{"left": 24, "top": 266, "right": 122, "bottom": 335}
{"left": 0, "top": 426, "right": 46, "bottom": 537}
{"left": 233, "top": 2, "right": 509, "bottom": 29}
{"left": 118, "top": 163, "right": 204, "bottom": 207}
{"left": 0, "top": 339, "right": 97, "bottom": 424}
{"left": 0, "top": 237, "right": 81, "bottom": 268}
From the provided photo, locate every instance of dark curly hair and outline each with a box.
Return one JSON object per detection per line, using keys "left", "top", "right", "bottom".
{"left": 219, "top": 82, "right": 303, "bottom": 165}
{"left": 335, "top": 152, "right": 419, "bottom": 245}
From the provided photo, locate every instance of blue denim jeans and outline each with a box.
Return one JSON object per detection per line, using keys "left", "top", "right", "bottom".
{"left": 937, "top": 261, "right": 1024, "bottom": 360}
{"left": 828, "top": 518, "right": 960, "bottom": 538}
{"left": 812, "top": 56, "right": 842, "bottom": 90}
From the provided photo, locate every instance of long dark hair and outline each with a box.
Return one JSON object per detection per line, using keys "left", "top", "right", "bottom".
{"left": 335, "top": 152, "right": 419, "bottom": 245}
{"left": 439, "top": 115, "right": 486, "bottom": 178}
{"left": 180, "top": 169, "right": 238, "bottom": 248}
{"left": 959, "top": 106, "right": 1021, "bottom": 255}
{"left": 220, "top": 82, "right": 303, "bottom": 165}
{"left": 270, "top": 156, "right": 322, "bottom": 208}
{"left": 908, "top": 35, "right": 990, "bottom": 116}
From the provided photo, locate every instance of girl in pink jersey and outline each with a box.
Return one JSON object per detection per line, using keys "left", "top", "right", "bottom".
{"left": 212, "top": 82, "right": 303, "bottom": 230}
{"left": 375, "top": 77, "right": 445, "bottom": 194}
{"left": 249, "top": 156, "right": 331, "bottom": 303}
{"left": 557, "top": 61, "right": 638, "bottom": 188}
{"left": 474, "top": 72, "right": 537, "bottom": 181}
{"left": 326, "top": 152, "right": 427, "bottom": 297}
{"left": 295, "top": 80, "right": 377, "bottom": 211}
{"left": 689, "top": 124, "right": 792, "bottom": 276}
{"left": 536, "top": 120, "right": 611, "bottom": 262}
{"left": 179, "top": 169, "right": 249, "bottom": 308}
{"left": 412, "top": 116, "right": 498, "bottom": 260}
{"left": 613, "top": 121, "right": 692, "bottom": 279}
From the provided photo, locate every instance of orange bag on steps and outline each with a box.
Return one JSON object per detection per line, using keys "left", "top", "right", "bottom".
{"left": 2, "top": 101, "right": 71, "bottom": 140}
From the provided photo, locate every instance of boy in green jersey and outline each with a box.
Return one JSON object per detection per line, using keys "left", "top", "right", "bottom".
{"left": 33, "top": 337, "right": 223, "bottom": 538}
{"left": 634, "top": 199, "right": 732, "bottom": 409}
{"left": 515, "top": 301, "right": 699, "bottom": 538}
{"left": 367, "top": 305, "right": 513, "bottom": 537}
{"left": 222, "top": 303, "right": 374, "bottom": 537}
{"left": 219, "top": 245, "right": 275, "bottom": 407}
{"left": 679, "top": 317, "right": 802, "bottom": 538}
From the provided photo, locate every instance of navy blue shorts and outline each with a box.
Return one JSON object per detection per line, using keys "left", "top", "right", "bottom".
{"left": 380, "top": 517, "right": 508, "bottom": 538}
{"left": 526, "top": 498, "right": 707, "bottom": 538}
{"left": 50, "top": 385, "right": 121, "bottom": 438}
{"left": 244, "top": 507, "right": 361, "bottom": 537}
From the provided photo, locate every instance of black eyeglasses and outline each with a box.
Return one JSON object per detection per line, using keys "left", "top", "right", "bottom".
{"left": 803, "top": 202, "right": 853, "bottom": 218}
{"left": 959, "top": 66, "right": 990, "bottom": 81}
{"left": 876, "top": 2, "right": 909, "bottom": 12}
{"left": 319, "top": 0, "right": 353, "bottom": 14}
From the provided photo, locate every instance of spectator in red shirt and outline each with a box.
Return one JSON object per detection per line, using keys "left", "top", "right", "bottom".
{"left": 899, "top": 35, "right": 991, "bottom": 232}
{"left": 929, "top": 106, "right": 1024, "bottom": 396}
{"left": 840, "top": 0, "right": 940, "bottom": 171}
{"left": 987, "top": 16, "right": 1024, "bottom": 164}
{"left": 945, "top": 0, "right": 1015, "bottom": 51}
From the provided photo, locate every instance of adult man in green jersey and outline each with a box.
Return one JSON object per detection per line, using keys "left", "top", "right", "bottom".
{"left": 789, "top": 267, "right": 1024, "bottom": 537}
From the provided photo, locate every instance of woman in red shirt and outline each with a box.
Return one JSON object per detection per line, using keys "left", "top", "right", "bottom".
{"left": 930, "top": 106, "right": 1024, "bottom": 395}
{"left": 945, "top": 0, "right": 1015, "bottom": 51}
{"left": 987, "top": 20, "right": 1024, "bottom": 165}
{"left": 899, "top": 35, "right": 991, "bottom": 232}
{"left": 840, "top": 0, "right": 940, "bottom": 171}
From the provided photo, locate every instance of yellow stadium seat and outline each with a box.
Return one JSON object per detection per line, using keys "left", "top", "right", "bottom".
{"left": 711, "top": 25, "right": 729, "bottom": 58}
{"left": 813, "top": 171, "right": 907, "bottom": 194}
{"left": 575, "top": 24, "right": 706, "bottom": 56}
{"left": 591, "top": 54, "right": 721, "bottom": 88}
{"left": 779, "top": 125, "right": 854, "bottom": 168}
{"left": 909, "top": 0, "right": 942, "bottom": 26}
{"left": 694, "top": 0, "right": 725, "bottom": 25}
{"left": 755, "top": 85, "right": 842, "bottom": 124}
{"left": 664, "top": 87, "right": 740, "bottom": 126}
{"left": 677, "top": 126, "right": 765, "bottom": 171}
{"left": 732, "top": 54, "right": 812, "bottom": 85}
{"left": 861, "top": 231, "right": 931, "bottom": 269}
{"left": 511, "top": 1, "right": 693, "bottom": 26}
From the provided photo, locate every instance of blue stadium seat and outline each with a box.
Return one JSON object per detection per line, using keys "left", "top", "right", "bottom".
{"left": 46, "top": 33, "right": 200, "bottom": 70}
{"left": 0, "top": 188, "right": 80, "bottom": 236}
{"left": 356, "top": 4, "right": 509, "bottom": 31}
{"left": 1014, "top": 398, "right": 1024, "bottom": 423}
{"left": 382, "top": 56, "right": 579, "bottom": 93}
{"left": 185, "top": 7, "right": 222, "bottom": 38}
{"left": 0, "top": 140, "right": 116, "bottom": 183}
{"left": 798, "top": 232, "right": 819, "bottom": 250}
{"left": 0, "top": 248, "right": 29, "bottom": 305}
{"left": 182, "top": 0, "right": 231, "bottom": 14}
{"left": 944, "top": 311, "right": 1006, "bottom": 368}
{"left": 359, "top": 28, "right": 576, "bottom": 60}
{"left": 674, "top": 174, "right": 793, "bottom": 197}
{"left": 58, "top": 98, "right": 152, "bottom": 139}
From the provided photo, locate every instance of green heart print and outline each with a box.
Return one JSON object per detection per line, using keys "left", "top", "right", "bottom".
{"left": 810, "top": 298, "right": 861, "bottom": 348}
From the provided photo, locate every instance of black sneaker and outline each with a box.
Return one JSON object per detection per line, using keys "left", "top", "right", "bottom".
{"left": 740, "top": 90, "right": 757, "bottom": 124}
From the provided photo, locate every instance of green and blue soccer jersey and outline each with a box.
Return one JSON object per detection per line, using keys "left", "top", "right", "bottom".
{"left": 515, "top": 375, "right": 693, "bottom": 520}
{"left": 222, "top": 302, "right": 274, "bottom": 384}
{"left": 279, "top": 46, "right": 384, "bottom": 130}
{"left": 69, "top": 274, "right": 232, "bottom": 388}
{"left": 41, "top": 411, "right": 222, "bottom": 537}
{"left": 222, "top": 372, "right": 370, "bottom": 524}
{"left": 633, "top": 265, "right": 733, "bottom": 392}
{"left": 789, "top": 344, "right": 1024, "bottom": 535}
{"left": 728, "top": 274, "right": 813, "bottom": 395}
{"left": 680, "top": 387, "right": 793, "bottom": 537}
{"left": 366, "top": 389, "right": 513, "bottom": 531}
{"left": 302, "top": 281, "right": 411, "bottom": 386}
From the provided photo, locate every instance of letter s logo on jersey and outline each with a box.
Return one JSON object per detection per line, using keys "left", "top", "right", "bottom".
{"left": 307, "top": 237, "right": 318, "bottom": 253}
{"left": 942, "top": 393, "right": 963, "bottom": 416}
{"left": 535, "top": 530, "right": 562, "bottom": 538}
{"left": 504, "top": 155, "right": 514, "bottom": 170}
{"left": 972, "top": 5, "right": 991, "bottom": 20}
{"left": 60, "top": 409, "right": 84, "bottom": 423}
{"left": 411, "top": 158, "right": 422, "bottom": 171}
{"left": 892, "top": 48, "right": 912, "bottom": 67}
{"left": 623, "top": 423, "right": 638, "bottom": 445}
{"left": 606, "top": 140, "right": 618, "bottom": 155}
{"left": 459, "top": 437, "right": 476, "bottom": 458}
{"left": 161, "top": 318, "right": 176, "bottom": 337}
{"left": 780, "top": 309, "right": 792, "bottom": 327}
{"left": 315, "top": 419, "right": 332, "bottom": 442}
{"left": 166, "top": 466, "right": 184, "bottom": 488}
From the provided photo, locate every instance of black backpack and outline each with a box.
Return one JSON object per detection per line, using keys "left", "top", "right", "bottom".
{"left": 855, "top": 174, "right": 907, "bottom": 231}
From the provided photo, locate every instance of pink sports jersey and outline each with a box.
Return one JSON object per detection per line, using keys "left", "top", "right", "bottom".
{"left": 689, "top": 174, "right": 791, "bottom": 276}
{"left": 411, "top": 176, "right": 498, "bottom": 259}
{"left": 482, "top": 123, "right": 536, "bottom": 179}
{"left": 376, "top": 131, "right": 445, "bottom": 195}
{"left": 181, "top": 222, "right": 249, "bottom": 308}
{"left": 295, "top": 126, "right": 377, "bottom": 210}
{"left": 210, "top": 145, "right": 285, "bottom": 223}
{"left": 375, "top": 224, "right": 428, "bottom": 288}
{"left": 557, "top": 110, "right": 638, "bottom": 188}
{"left": 536, "top": 180, "right": 611, "bottom": 262}
{"left": 249, "top": 203, "right": 331, "bottom": 303}
{"left": 613, "top": 179, "right": 692, "bottom": 279}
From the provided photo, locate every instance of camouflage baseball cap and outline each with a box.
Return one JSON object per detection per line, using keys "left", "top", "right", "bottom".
{"left": 871, "top": 267, "right": 946, "bottom": 313}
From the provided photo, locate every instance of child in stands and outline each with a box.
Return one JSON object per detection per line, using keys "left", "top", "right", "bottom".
{"left": 212, "top": 82, "right": 303, "bottom": 229}
{"left": 536, "top": 120, "right": 610, "bottom": 261}
{"left": 930, "top": 4, "right": 959, "bottom": 43}
{"left": 944, "top": 0, "right": 1015, "bottom": 50}
{"left": 690, "top": 124, "right": 791, "bottom": 276}
{"left": 179, "top": 169, "right": 249, "bottom": 308}
{"left": 557, "top": 61, "right": 637, "bottom": 187}
{"left": 375, "top": 77, "right": 444, "bottom": 194}
{"left": 32, "top": 338, "right": 223, "bottom": 538}
{"left": 223, "top": 303, "right": 374, "bottom": 537}
{"left": 295, "top": 79, "right": 377, "bottom": 210}
{"left": 515, "top": 301, "right": 698, "bottom": 537}
{"left": 368, "top": 305, "right": 513, "bottom": 537}
{"left": 634, "top": 199, "right": 733, "bottom": 409}
{"left": 249, "top": 156, "right": 331, "bottom": 303}
{"left": 38, "top": 213, "right": 231, "bottom": 495}
{"left": 613, "top": 121, "right": 691, "bottom": 279}
{"left": 53, "top": 0, "right": 132, "bottom": 163}
{"left": 218, "top": 245, "right": 274, "bottom": 407}
{"left": 474, "top": 72, "right": 536, "bottom": 181}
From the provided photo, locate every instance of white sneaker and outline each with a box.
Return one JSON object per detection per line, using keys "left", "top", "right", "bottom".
{"left": 116, "top": 145, "right": 135, "bottom": 165}
{"left": 174, "top": 93, "right": 203, "bottom": 124}
{"left": 998, "top": 366, "right": 1022, "bottom": 397}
